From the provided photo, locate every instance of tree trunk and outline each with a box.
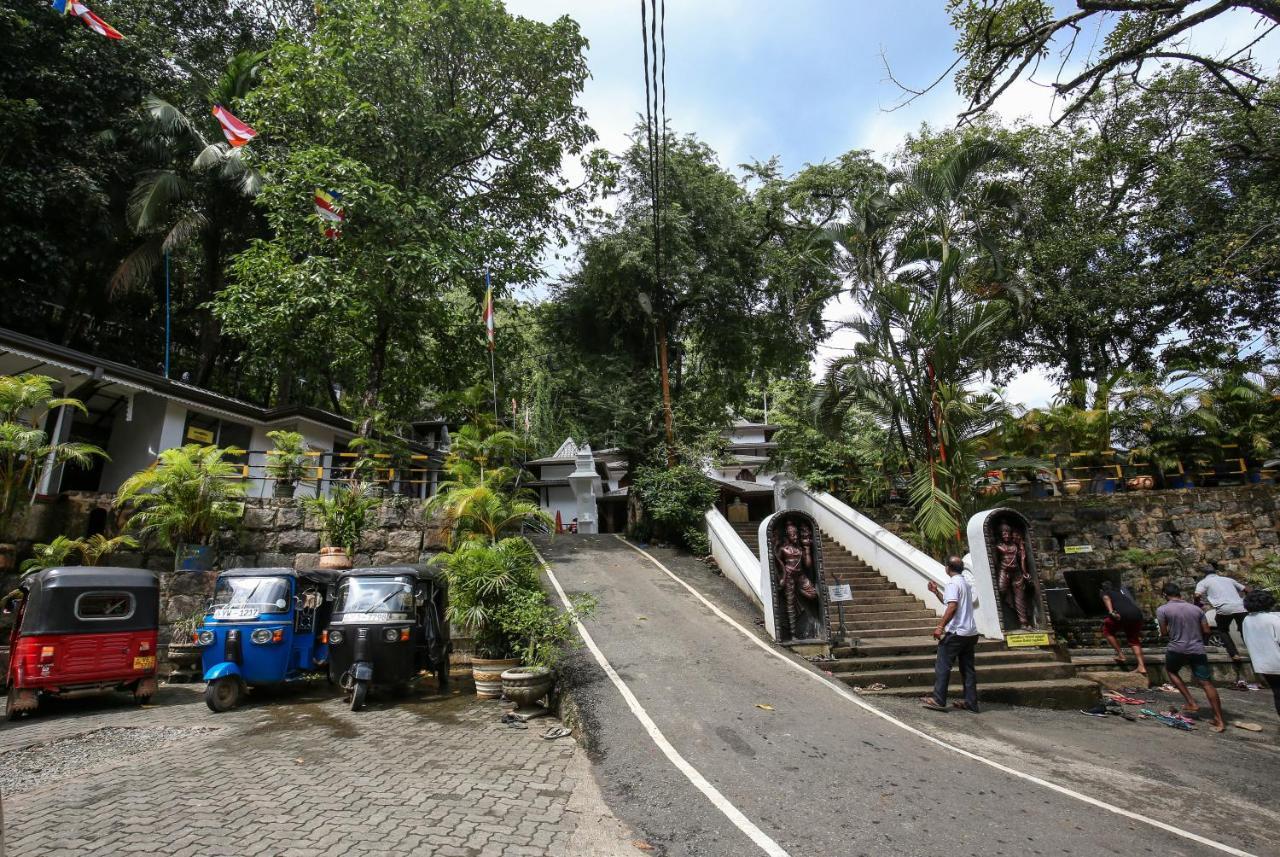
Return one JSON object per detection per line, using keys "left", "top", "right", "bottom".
{"left": 358, "top": 316, "right": 392, "bottom": 437}
{"left": 657, "top": 319, "right": 676, "bottom": 467}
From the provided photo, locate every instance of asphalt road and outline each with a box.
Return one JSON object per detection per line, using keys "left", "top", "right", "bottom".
{"left": 539, "top": 535, "right": 1278, "bottom": 857}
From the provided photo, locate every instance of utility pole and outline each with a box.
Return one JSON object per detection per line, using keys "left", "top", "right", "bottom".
{"left": 657, "top": 319, "right": 676, "bottom": 467}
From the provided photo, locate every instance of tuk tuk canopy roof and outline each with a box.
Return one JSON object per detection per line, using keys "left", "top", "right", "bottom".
{"left": 23, "top": 566, "right": 159, "bottom": 591}
{"left": 220, "top": 567, "right": 341, "bottom": 586}
{"left": 338, "top": 566, "right": 445, "bottom": 584}
{"left": 18, "top": 567, "right": 159, "bottom": 636}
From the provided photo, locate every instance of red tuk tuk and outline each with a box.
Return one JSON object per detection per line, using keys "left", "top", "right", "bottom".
{"left": 3, "top": 567, "right": 160, "bottom": 719}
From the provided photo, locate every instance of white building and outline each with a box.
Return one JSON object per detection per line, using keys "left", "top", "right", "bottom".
{"left": 525, "top": 439, "right": 628, "bottom": 533}
{"left": 0, "top": 328, "right": 443, "bottom": 501}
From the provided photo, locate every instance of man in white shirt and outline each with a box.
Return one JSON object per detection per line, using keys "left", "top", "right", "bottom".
{"left": 1194, "top": 566, "right": 1249, "bottom": 664}
{"left": 921, "top": 556, "right": 980, "bottom": 713}
{"left": 1242, "top": 590, "right": 1280, "bottom": 725}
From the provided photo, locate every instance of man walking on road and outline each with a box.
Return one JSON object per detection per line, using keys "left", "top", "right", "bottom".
{"left": 1194, "top": 566, "right": 1249, "bottom": 665}
{"left": 1157, "top": 582, "right": 1226, "bottom": 733}
{"left": 922, "top": 556, "right": 979, "bottom": 713}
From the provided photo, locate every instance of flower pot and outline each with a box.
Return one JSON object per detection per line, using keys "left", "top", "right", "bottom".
{"left": 273, "top": 479, "right": 298, "bottom": 499}
{"left": 1061, "top": 479, "right": 1083, "bottom": 496}
{"left": 318, "top": 546, "right": 352, "bottom": 570}
{"left": 471, "top": 657, "right": 520, "bottom": 699}
{"left": 978, "top": 483, "right": 1001, "bottom": 498}
{"left": 1166, "top": 475, "right": 1193, "bottom": 489}
{"left": 176, "top": 544, "right": 214, "bottom": 572}
{"left": 1126, "top": 475, "right": 1154, "bottom": 491}
{"left": 500, "top": 666, "right": 554, "bottom": 717}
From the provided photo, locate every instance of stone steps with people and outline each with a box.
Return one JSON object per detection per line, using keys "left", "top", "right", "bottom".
{"left": 728, "top": 518, "right": 1098, "bottom": 709}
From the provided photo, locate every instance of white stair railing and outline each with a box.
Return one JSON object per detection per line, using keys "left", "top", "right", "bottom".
{"left": 705, "top": 508, "right": 779, "bottom": 640}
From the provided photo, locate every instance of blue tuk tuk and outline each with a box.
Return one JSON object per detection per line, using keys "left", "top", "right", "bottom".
{"left": 196, "top": 567, "right": 339, "bottom": 712}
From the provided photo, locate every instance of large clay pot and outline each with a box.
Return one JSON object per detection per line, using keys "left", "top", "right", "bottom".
{"left": 176, "top": 544, "right": 214, "bottom": 572}
{"left": 1126, "top": 475, "right": 1154, "bottom": 491}
{"left": 318, "top": 546, "right": 352, "bottom": 570}
{"left": 501, "top": 666, "right": 554, "bottom": 717}
{"left": 1061, "top": 479, "right": 1083, "bottom": 496}
{"left": 472, "top": 657, "right": 520, "bottom": 699}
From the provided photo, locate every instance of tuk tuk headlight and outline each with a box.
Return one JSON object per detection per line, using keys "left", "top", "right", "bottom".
{"left": 383, "top": 628, "right": 400, "bottom": 643}
{"left": 328, "top": 629, "right": 344, "bottom": 645}
{"left": 197, "top": 630, "right": 215, "bottom": 646}
{"left": 250, "top": 628, "right": 273, "bottom": 644}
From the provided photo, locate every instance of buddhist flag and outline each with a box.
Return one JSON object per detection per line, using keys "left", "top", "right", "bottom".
{"left": 211, "top": 105, "right": 256, "bottom": 147}
{"left": 61, "top": 0, "right": 123, "bottom": 39}
{"left": 483, "top": 270, "right": 495, "bottom": 351}
{"left": 314, "top": 188, "right": 344, "bottom": 239}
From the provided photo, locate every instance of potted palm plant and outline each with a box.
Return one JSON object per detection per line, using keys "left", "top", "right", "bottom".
{"left": 264, "top": 430, "right": 313, "bottom": 498}
{"left": 114, "top": 444, "right": 246, "bottom": 571}
{"left": 302, "top": 480, "right": 380, "bottom": 569}
{"left": 431, "top": 537, "right": 542, "bottom": 698}
{"left": 165, "top": 607, "right": 208, "bottom": 682}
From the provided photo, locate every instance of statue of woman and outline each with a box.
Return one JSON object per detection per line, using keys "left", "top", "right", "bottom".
{"left": 995, "top": 523, "right": 1033, "bottom": 630}
{"left": 775, "top": 521, "right": 823, "bottom": 640}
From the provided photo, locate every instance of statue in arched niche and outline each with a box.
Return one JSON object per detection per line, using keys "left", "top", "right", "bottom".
{"left": 770, "top": 514, "right": 826, "bottom": 642}
{"left": 994, "top": 521, "right": 1033, "bottom": 630}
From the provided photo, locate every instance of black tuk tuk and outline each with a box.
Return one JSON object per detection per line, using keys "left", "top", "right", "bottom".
{"left": 326, "top": 566, "right": 450, "bottom": 710}
{"left": 3, "top": 567, "right": 160, "bottom": 718}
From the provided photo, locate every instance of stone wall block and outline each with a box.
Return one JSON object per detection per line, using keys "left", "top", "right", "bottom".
{"left": 371, "top": 550, "right": 416, "bottom": 566}
{"left": 242, "top": 506, "right": 275, "bottom": 531}
{"left": 294, "top": 552, "right": 320, "bottom": 570}
{"left": 257, "top": 552, "right": 295, "bottom": 569}
{"left": 276, "top": 506, "right": 304, "bottom": 529}
{"left": 385, "top": 529, "right": 423, "bottom": 552}
{"left": 277, "top": 528, "right": 320, "bottom": 553}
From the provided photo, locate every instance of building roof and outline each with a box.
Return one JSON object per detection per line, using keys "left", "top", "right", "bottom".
{"left": 0, "top": 327, "right": 360, "bottom": 438}
{"left": 730, "top": 418, "right": 780, "bottom": 431}
{"left": 709, "top": 475, "right": 775, "bottom": 496}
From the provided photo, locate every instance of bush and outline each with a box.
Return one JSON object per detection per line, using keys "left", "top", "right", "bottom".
{"left": 431, "top": 536, "right": 542, "bottom": 659}
{"left": 632, "top": 464, "right": 718, "bottom": 553}
{"left": 494, "top": 587, "right": 596, "bottom": 669}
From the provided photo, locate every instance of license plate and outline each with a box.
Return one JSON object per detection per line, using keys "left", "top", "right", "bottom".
{"left": 341, "top": 613, "right": 408, "bottom": 623}
{"left": 133, "top": 656, "right": 156, "bottom": 670}
{"left": 213, "top": 607, "right": 259, "bottom": 620}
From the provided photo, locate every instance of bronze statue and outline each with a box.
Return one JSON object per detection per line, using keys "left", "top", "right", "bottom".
{"left": 995, "top": 523, "right": 1033, "bottom": 629}
{"left": 775, "top": 521, "right": 823, "bottom": 640}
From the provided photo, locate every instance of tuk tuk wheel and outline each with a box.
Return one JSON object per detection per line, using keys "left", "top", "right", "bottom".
{"left": 204, "top": 677, "right": 242, "bottom": 713}
{"left": 350, "top": 679, "right": 368, "bottom": 712}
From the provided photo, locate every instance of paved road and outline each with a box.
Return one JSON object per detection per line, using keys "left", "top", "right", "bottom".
{"left": 541, "top": 535, "right": 1279, "bottom": 857}
{"left": 0, "top": 680, "right": 633, "bottom": 856}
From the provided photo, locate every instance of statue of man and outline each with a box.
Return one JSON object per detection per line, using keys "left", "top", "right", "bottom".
{"left": 775, "top": 521, "right": 822, "bottom": 640}
{"left": 995, "top": 523, "right": 1033, "bottom": 630}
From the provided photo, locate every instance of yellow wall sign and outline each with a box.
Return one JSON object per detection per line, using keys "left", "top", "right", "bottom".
{"left": 1063, "top": 544, "right": 1092, "bottom": 554}
{"left": 1005, "top": 632, "right": 1052, "bottom": 648}
{"left": 186, "top": 426, "right": 215, "bottom": 443}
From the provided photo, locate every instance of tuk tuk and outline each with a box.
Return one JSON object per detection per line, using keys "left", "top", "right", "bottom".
{"left": 197, "top": 567, "right": 339, "bottom": 712}
{"left": 327, "top": 566, "right": 450, "bottom": 711}
{"left": 3, "top": 567, "right": 160, "bottom": 720}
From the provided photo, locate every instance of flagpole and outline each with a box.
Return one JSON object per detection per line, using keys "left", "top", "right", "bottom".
{"left": 164, "top": 250, "right": 171, "bottom": 379}
{"left": 486, "top": 269, "right": 498, "bottom": 423}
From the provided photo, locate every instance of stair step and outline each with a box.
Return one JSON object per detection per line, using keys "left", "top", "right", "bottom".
{"left": 848, "top": 624, "right": 947, "bottom": 638}
{"left": 832, "top": 637, "right": 1008, "bottom": 658}
{"left": 836, "top": 606, "right": 935, "bottom": 619}
{"left": 835, "top": 661, "right": 1078, "bottom": 688}
{"left": 827, "top": 650, "right": 1049, "bottom": 672}
{"left": 853, "top": 678, "right": 1100, "bottom": 709}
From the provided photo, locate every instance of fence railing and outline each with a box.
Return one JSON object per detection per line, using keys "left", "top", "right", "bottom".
{"left": 218, "top": 450, "right": 443, "bottom": 497}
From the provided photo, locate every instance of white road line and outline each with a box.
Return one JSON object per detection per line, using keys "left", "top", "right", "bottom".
{"left": 610, "top": 535, "right": 1259, "bottom": 857}
{"left": 532, "top": 544, "right": 792, "bottom": 857}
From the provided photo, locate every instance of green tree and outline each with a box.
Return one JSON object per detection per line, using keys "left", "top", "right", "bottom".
{"left": 114, "top": 444, "right": 245, "bottom": 553}
{"left": 112, "top": 50, "right": 268, "bottom": 386}
{"left": 217, "top": 0, "right": 599, "bottom": 433}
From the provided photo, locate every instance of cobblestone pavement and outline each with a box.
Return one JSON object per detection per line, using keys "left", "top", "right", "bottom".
{"left": 0, "top": 681, "right": 634, "bottom": 857}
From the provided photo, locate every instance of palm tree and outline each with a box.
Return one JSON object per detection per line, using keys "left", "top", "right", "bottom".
{"left": 111, "top": 50, "right": 268, "bottom": 385}
{"left": 114, "top": 444, "right": 246, "bottom": 556}
{"left": 19, "top": 536, "right": 83, "bottom": 576}
{"left": 0, "top": 375, "right": 105, "bottom": 541}
{"left": 816, "top": 137, "right": 1020, "bottom": 552}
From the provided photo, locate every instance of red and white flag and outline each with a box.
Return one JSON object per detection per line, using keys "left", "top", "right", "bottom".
{"left": 67, "top": 1, "right": 122, "bottom": 39}
{"left": 211, "top": 105, "right": 257, "bottom": 147}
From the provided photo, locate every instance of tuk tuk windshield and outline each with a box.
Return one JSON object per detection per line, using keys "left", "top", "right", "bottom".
{"left": 335, "top": 577, "right": 414, "bottom": 618}
{"left": 211, "top": 576, "right": 291, "bottom": 617}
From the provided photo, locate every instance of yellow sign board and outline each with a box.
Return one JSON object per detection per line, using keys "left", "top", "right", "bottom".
{"left": 1063, "top": 544, "right": 1093, "bottom": 554}
{"left": 186, "top": 426, "right": 215, "bottom": 443}
{"left": 1005, "top": 632, "right": 1052, "bottom": 648}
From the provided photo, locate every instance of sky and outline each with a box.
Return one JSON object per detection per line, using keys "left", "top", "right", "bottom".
{"left": 503, "top": 1, "right": 1279, "bottom": 409}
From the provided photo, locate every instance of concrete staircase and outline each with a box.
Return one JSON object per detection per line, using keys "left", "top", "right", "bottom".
{"left": 729, "top": 520, "right": 1099, "bottom": 709}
